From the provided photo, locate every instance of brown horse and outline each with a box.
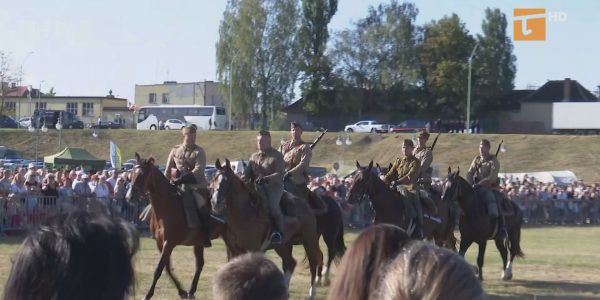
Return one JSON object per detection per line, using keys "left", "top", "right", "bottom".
{"left": 442, "top": 169, "right": 524, "bottom": 281}
{"left": 346, "top": 161, "right": 413, "bottom": 231}
{"left": 127, "top": 153, "right": 220, "bottom": 299}
{"left": 211, "top": 159, "right": 324, "bottom": 299}
{"left": 375, "top": 161, "right": 458, "bottom": 249}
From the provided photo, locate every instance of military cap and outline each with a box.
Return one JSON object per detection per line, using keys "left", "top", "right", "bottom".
{"left": 480, "top": 139, "right": 491, "bottom": 148}
{"left": 291, "top": 121, "right": 302, "bottom": 129}
{"left": 181, "top": 124, "right": 197, "bottom": 134}
{"left": 417, "top": 129, "right": 430, "bottom": 139}
{"left": 402, "top": 139, "right": 414, "bottom": 147}
{"left": 258, "top": 130, "right": 271, "bottom": 137}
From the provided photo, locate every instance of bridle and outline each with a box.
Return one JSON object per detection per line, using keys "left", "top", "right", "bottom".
{"left": 349, "top": 168, "right": 375, "bottom": 203}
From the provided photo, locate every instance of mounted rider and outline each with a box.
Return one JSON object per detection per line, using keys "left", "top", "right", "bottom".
{"left": 279, "top": 122, "right": 312, "bottom": 199}
{"left": 383, "top": 139, "right": 424, "bottom": 239}
{"left": 243, "top": 130, "right": 286, "bottom": 244}
{"left": 164, "top": 124, "right": 212, "bottom": 247}
{"left": 413, "top": 129, "right": 438, "bottom": 216}
{"left": 466, "top": 139, "right": 507, "bottom": 239}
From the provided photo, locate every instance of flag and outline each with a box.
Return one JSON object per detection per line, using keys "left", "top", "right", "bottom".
{"left": 109, "top": 141, "right": 122, "bottom": 169}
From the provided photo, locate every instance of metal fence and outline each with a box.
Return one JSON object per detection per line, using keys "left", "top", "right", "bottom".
{"left": 0, "top": 195, "right": 149, "bottom": 234}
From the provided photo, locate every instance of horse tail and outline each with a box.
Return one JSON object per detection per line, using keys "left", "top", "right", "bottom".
{"left": 511, "top": 201, "right": 525, "bottom": 258}
{"left": 333, "top": 214, "right": 347, "bottom": 262}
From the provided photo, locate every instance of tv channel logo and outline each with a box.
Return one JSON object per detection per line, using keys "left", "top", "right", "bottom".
{"left": 514, "top": 8, "right": 567, "bottom": 41}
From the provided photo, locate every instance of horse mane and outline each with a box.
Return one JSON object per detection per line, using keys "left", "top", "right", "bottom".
{"left": 218, "top": 167, "right": 261, "bottom": 208}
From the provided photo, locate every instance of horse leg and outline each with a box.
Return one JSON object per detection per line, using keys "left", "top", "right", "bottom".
{"left": 187, "top": 245, "right": 205, "bottom": 299}
{"left": 274, "top": 243, "right": 297, "bottom": 289}
{"left": 303, "top": 236, "right": 324, "bottom": 300}
{"left": 476, "top": 241, "right": 488, "bottom": 281}
{"left": 155, "top": 239, "right": 187, "bottom": 298}
{"left": 144, "top": 241, "right": 176, "bottom": 300}
{"left": 458, "top": 238, "right": 472, "bottom": 258}
{"left": 494, "top": 238, "right": 509, "bottom": 280}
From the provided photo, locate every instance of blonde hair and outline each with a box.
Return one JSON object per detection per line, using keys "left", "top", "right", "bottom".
{"left": 376, "top": 241, "right": 484, "bottom": 300}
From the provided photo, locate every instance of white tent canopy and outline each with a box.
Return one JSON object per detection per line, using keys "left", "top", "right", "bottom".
{"left": 498, "top": 170, "right": 578, "bottom": 185}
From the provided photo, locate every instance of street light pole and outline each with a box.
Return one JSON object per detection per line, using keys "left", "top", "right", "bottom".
{"left": 228, "top": 56, "right": 236, "bottom": 131}
{"left": 56, "top": 111, "right": 63, "bottom": 151}
{"left": 466, "top": 43, "right": 478, "bottom": 134}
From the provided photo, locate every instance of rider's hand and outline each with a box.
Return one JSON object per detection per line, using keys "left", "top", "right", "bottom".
{"left": 255, "top": 177, "right": 269, "bottom": 185}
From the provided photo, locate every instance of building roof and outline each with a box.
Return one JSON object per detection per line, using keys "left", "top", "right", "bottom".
{"left": 280, "top": 98, "right": 304, "bottom": 114}
{"left": 497, "top": 89, "right": 535, "bottom": 110}
{"left": 3, "top": 86, "right": 29, "bottom": 97}
{"left": 520, "top": 78, "right": 598, "bottom": 103}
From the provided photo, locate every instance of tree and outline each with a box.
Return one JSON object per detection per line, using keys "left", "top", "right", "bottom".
{"left": 298, "top": 0, "right": 337, "bottom": 114}
{"left": 331, "top": 1, "right": 421, "bottom": 117}
{"left": 216, "top": 0, "right": 300, "bottom": 129}
{"left": 419, "top": 14, "right": 475, "bottom": 117}
{"left": 0, "top": 51, "right": 14, "bottom": 116}
{"left": 473, "top": 8, "right": 517, "bottom": 115}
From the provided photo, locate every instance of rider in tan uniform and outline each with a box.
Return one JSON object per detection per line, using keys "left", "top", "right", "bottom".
{"left": 383, "top": 139, "right": 424, "bottom": 239}
{"left": 279, "top": 122, "right": 312, "bottom": 199}
{"left": 164, "top": 124, "right": 212, "bottom": 247}
{"left": 244, "top": 130, "right": 286, "bottom": 244}
{"left": 466, "top": 139, "right": 507, "bottom": 239}
{"left": 413, "top": 130, "right": 437, "bottom": 215}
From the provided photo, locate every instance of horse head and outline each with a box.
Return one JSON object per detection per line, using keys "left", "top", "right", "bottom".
{"left": 212, "top": 158, "right": 235, "bottom": 214}
{"left": 441, "top": 166, "right": 472, "bottom": 206}
{"left": 346, "top": 160, "right": 376, "bottom": 204}
{"left": 126, "top": 152, "right": 157, "bottom": 201}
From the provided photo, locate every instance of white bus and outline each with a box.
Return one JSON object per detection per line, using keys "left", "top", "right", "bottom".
{"left": 136, "top": 105, "right": 227, "bottom": 130}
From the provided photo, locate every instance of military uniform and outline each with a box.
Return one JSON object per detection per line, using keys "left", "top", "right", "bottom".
{"left": 164, "top": 138, "right": 211, "bottom": 238}
{"left": 413, "top": 146, "right": 433, "bottom": 188}
{"left": 466, "top": 154, "right": 500, "bottom": 216}
{"left": 466, "top": 144, "right": 507, "bottom": 239}
{"left": 384, "top": 153, "right": 424, "bottom": 238}
{"left": 279, "top": 139, "right": 312, "bottom": 199}
{"left": 244, "top": 147, "right": 286, "bottom": 234}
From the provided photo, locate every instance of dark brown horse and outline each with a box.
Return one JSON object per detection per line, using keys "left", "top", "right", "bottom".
{"left": 315, "top": 194, "right": 346, "bottom": 285}
{"left": 375, "top": 161, "right": 458, "bottom": 249}
{"left": 127, "top": 153, "right": 219, "bottom": 299}
{"left": 346, "top": 161, "right": 413, "bottom": 232}
{"left": 442, "top": 169, "right": 524, "bottom": 281}
{"left": 211, "top": 159, "right": 324, "bottom": 299}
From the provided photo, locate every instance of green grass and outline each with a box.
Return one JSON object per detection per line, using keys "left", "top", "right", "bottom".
{"left": 2, "top": 129, "right": 600, "bottom": 182}
{"left": 1, "top": 227, "right": 600, "bottom": 299}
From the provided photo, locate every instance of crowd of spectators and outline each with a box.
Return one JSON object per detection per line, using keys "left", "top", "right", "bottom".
{"left": 0, "top": 164, "right": 141, "bottom": 229}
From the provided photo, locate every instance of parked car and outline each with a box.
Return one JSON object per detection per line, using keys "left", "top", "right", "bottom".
{"left": 344, "top": 120, "right": 388, "bottom": 133}
{"left": 32, "top": 109, "right": 84, "bottom": 129}
{"left": 205, "top": 165, "right": 218, "bottom": 181}
{"left": 164, "top": 119, "right": 186, "bottom": 130}
{"left": 388, "top": 120, "right": 429, "bottom": 133}
{"left": 18, "top": 117, "right": 32, "bottom": 128}
{"left": 90, "top": 121, "right": 123, "bottom": 129}
{"left": 0, "top": 115, "right": 18, "bottom": 128}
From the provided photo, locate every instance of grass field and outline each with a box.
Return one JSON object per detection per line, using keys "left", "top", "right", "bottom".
{"left": 1, "top": 226, "right": 599, "bottom": 299}
{"left": 2, "top": 129, "right": 600, "bottom": 182}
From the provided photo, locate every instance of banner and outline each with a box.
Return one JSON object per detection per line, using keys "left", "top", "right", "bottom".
{"left": 109, "top": 141, "right": 122, "bottom": 169}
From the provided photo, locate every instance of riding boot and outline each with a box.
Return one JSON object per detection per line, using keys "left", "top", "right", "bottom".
{"left": 270, "top": 212, "right": 285, "bottom": 245}
{"left": 199, "top": 207, "right": 212, "bottom": 247}
{"left": 496, "top": 214, "right": 508, "bottom": 240}
{"left": 413, "top": 194, "right": 425, "bottom": 239}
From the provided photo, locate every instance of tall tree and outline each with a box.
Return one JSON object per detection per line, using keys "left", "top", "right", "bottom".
{"left": 419, "top": 14, "right": 475, "bottom": 118}
{"left": 473, "top": 8, "right": 517, "bottom": 115}
{"left": 298, "top": 0, "right": 337, "bottom": 114}
{"left": 0, "top": 51, "right": 14, "bottom": 116}
{"left": 216, "top": 0, "right": 300, "bottom": 129}
{"left": 331, "top": 1, "right": 420, "bottom": 117}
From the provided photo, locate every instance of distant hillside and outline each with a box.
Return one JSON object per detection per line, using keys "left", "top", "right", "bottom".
{"left": 2, "top": 129, "right": 600, "bottom": 183}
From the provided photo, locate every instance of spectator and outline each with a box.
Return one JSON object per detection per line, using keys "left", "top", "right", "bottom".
{"left": 212, "top": 252, "right": 287, "bottom": 300}
{"left": 10, "top": 173, "right": 27, "bottom": 195}
{"left": 59, "top": 178, "right": 74, "bottom": 209}
{"left": 3, "top": 209, "right": 139, "bottom": 300}
{"left": 0, "top": 169, "right": 12, "bottom": 196}
{"left": 375, "top": 241, "right": 484, "bottom": 300}
{"left": 93, "top": 175, "right": 110, "bottom": 202}
{"left": 327, "top": 224, "right": 411, "bottom": 300}
{"left": 24, "top": 173, "right": 40, "bottom": 213}
{"left": 73, "top": 174, "right": 92, "bottom": 199}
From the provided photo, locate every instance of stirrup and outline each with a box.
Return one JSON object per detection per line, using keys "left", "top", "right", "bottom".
{"left": 270, "top": 232, "right": 283, "bottom": 245}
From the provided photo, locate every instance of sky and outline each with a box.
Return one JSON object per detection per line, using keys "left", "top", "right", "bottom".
{"left": 1, "top": 0, "right": 599, "bottom": 102}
